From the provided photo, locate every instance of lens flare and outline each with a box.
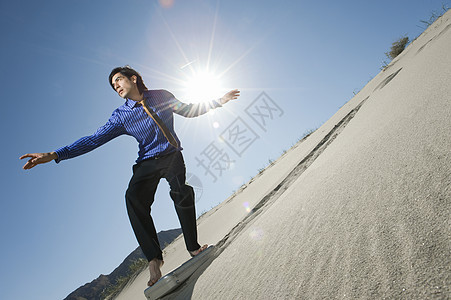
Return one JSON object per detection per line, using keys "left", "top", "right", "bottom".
{"left": 159, "top": 0, "right": 174, "bottom": 9}
{"left": 249, "top": 227, "right": 265, "bottom": 241}
{"left": 243, "top": 201, "right": 251, "bottom": 213}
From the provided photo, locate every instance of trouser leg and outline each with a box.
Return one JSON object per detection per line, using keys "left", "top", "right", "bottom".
{"left": 164, "top": 152, "right": 201, "bottom": 252}
{"left": 125, "top": 161, "right": 162, "bottom": 262}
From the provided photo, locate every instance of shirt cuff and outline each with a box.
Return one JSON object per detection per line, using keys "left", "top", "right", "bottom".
{"left": 212, "top": 98, "right": 223, "bottom": 108}
{"left": 54, "top": 147, "right": 69, "bottom": 163}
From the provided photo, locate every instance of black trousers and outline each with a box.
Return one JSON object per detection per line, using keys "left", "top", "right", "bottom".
{"left": 125, "top": 151, "right": 201, "bottom": 261}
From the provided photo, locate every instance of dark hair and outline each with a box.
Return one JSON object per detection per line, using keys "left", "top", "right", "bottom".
{"left": 109, "top": 66, "right": 148, "bottom": 94}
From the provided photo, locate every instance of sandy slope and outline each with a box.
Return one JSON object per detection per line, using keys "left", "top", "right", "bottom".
{"left": 116, "top": 10, "right": 451, "bottom": 300}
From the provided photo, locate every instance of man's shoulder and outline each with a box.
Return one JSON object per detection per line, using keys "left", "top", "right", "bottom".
{"left": 110, "top": 101, "right": 133, "bottom": 118}
{"left": 115, "top": 101, "right": 132, "bottom": 111}
{"left": 146, "top": 89, "right": 175, "bottom": 99}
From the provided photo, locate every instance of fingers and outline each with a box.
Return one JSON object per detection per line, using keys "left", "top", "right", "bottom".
{"left": 19, "top": 153, "right": 36, "bottom": 160}
{"left": 20, "top": 153, "right": 43, "bottom": 170}
{"left": 230, "top": 89, "right": 240, "bottom": 100}
{"left": 222, "top": 89, "right": 240, "bottom": 103}
{"left": 23, "top": 157, "right": 39, "bottom": 169}
{"left": 22, "top": 160, "right": 36, "bottom": 170}
{"left": 19, "top": 154, "right": 34, "bottom": 169}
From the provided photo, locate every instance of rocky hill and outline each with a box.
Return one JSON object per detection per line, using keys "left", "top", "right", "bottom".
{"left": 64, "top": 228, "right": 182, "bottom": 300}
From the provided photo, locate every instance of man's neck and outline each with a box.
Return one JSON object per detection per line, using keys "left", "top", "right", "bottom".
{"left": 128, "top": 91, "right": 145, "bottom": 102}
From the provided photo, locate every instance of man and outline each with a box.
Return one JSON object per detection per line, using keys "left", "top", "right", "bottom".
{"left": 20, "top": 66, "right": 240, "bottom": 286}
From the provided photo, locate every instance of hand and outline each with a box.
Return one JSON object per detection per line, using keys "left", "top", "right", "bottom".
{"left": 20, "top": 152, "right": 58, "bottom": 170}
{"left": 220, "top": 89, "right": 240, "bottom": 105}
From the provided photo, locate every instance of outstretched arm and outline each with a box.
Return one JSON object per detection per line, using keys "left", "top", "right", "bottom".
{"left": 20, "top": 111, "right": 126, "bottom": 169}
{"left": 171, "top": 89, "right": 241, "bottom": 118}
{"left": 20, "top": 152, "right": 58, "bottom": 170}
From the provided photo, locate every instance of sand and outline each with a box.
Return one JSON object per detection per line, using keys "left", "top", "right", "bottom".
{"left": 116, "top": 10, "right": 451, "bottom": 300}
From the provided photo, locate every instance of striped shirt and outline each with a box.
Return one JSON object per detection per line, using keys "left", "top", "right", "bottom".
{"left": 55, "top": 89, "right": 222, "bottom": 163}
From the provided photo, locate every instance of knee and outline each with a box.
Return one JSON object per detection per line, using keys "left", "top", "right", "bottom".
{"left": 170, "top": 185, "right": 195, "bottom": 207}
{"left": 125, "top": 185, "right": 138, "bottom": 207}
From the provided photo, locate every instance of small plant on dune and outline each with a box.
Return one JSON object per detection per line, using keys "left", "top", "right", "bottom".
{"left": 418, "top": 4, "right": 450, "bottom": 29}
{"left": 298, "top": 128, "right": 316, "bottom": 142}
{"left": 385, "top": 36, "right": 410, "bottom": 60}
{"left": 381, "top": 35, "right": 409, "bottom": 70}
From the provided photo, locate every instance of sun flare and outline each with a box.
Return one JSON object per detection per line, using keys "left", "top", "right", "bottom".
{"left": 183, "top": 71, "right": 222, "bottom": 103}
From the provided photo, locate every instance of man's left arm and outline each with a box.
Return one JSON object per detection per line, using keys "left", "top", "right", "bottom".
{"left": 170, "top": 89, "right": 240, "bottom": 118}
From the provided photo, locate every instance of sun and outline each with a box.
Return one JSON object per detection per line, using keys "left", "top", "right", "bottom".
{"left": 183, "top": 71, "right": 222, "bottom": 103}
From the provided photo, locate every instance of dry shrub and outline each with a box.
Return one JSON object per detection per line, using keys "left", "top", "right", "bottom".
{"left": 385, "top": 36, "right": 409, "bottom": 60}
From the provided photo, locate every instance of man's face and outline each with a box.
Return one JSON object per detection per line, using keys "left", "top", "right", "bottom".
{"left": 111, "top": 72, "right": 137, "bottom": 99}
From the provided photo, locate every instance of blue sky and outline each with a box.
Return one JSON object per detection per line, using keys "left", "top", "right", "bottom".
{"left": 1, "top": 0, "right": 448, "bottom": 299}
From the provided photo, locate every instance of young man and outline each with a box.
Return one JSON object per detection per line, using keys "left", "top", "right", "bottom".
{"left": 20, "top": 66, "right": 240, "bottom": 286}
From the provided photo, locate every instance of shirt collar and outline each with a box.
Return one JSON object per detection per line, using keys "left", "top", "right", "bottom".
{"left": 125, "top": 90, "right": 151, "bottom": 109}
{"left": 125, "top": 98, "right": 139, "bottom": 109}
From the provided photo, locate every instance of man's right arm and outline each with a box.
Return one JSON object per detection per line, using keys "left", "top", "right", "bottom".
{"left": 20, "top": 111, "right": 126, "bottom": 170}
{"left": 53, "top": 120, "right": 125, "bottom": 163}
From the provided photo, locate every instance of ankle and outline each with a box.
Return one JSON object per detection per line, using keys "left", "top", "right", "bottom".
{"left": 149, "top": 258, "right": 164, "bottom": 266}
{"left": 189, "top": 244, "right": 208, "bottom": 257}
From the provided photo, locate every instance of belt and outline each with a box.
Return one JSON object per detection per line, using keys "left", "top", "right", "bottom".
{"left": 143, "top": 151, "right": 175, "bottom": 161}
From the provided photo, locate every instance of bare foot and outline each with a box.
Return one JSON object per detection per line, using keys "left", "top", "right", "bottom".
{"left": 148, "top": 258, "right": 164, "bottom": 287}
{"left": 189, "top": 244, "right": 208, "bottom": 257}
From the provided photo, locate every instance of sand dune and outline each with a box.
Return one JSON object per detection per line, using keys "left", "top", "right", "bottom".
{"left": 116, "top": 10, "right": 451, "bottom": 300}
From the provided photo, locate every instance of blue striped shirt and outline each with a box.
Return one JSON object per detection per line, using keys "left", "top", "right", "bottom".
{"left": 55, "top": 89, "right": 222, "bottom": 163}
